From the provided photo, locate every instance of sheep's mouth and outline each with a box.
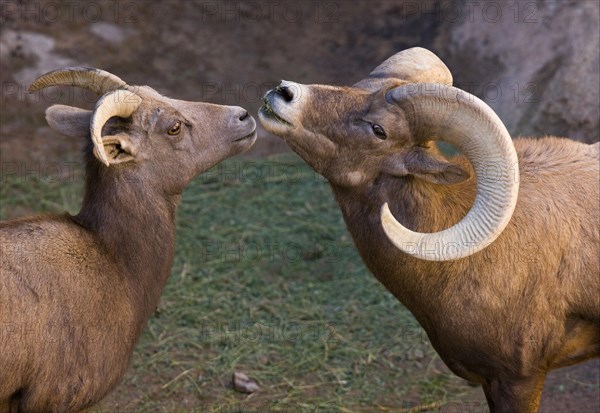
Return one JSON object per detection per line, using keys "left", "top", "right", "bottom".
{"left": 234, "top": 129, "right": 257, "bottom": 142}
{"left": 259, "top": 99, "right": 292, "bottom": 126}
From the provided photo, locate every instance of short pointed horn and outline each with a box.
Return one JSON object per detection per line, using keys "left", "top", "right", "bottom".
{"left": 91, "top": 90, "right": 142, "bottom": 166}
{"left": 355, "top": 47, "right": 453, "bottom": 92}
{"left": 381, "top": 84, "right": 519, "bottom": 261}
{"left": 28, "top": 67, "right": 128, "bottom": 95}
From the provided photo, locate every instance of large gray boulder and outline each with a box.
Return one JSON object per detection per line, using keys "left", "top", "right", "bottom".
{"left": 440, "top": 0, "right": 599, "bottom": 143}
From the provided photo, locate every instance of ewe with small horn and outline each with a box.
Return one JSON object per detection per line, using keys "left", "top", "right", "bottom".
{"left": 1, "top": 67, "right": 257, "bottom": 411}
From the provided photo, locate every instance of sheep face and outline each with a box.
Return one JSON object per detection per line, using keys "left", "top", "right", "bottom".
{"left": 46, "top": 85, "right": 257, "bottom": 195}
{"left": 259, "top": 80, "right": 469, "bottom": 188}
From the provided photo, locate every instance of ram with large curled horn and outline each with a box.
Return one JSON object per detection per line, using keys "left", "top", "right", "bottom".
{"left": 259, "top": 47, "right": 599, "bottom": 412}
{"left": 1, "top": 68, "right": 257, "bottom": 412}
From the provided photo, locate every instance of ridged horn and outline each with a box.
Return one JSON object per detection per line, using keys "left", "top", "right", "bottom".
{"left": 28, "top": 67, "right": 128, "bottom": 95}
{"left": 355, "top": 47, "right": 453, "bottom": 92}
{"left": 91, "top": 90, "right": 142, "bottom": 166}
{"left": 381, "top": 83, "right": 519, "bottom": 261}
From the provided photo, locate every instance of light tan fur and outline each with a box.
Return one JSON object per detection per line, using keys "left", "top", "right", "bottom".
{"left": 259, "top": 59, "right": 599, "bottom": 412}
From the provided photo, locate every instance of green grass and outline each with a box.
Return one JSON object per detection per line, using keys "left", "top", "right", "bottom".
{"left": 0, "top": 154, "right": 477, "bottom": 412}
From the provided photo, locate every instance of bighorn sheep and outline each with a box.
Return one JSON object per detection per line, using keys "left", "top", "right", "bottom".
{"left": 259, "top": 48, "right": 599, "bottom": 413}
{"left": 0, "top": 68, "right": 257, "bottom": 412}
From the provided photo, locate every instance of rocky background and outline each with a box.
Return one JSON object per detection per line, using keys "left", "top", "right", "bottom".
{"left": 1, "top": 0, "right": 598, "bottom": 165}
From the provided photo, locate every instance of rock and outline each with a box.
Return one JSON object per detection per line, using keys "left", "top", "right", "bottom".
{"left": 232, "top": 371, "right": 260, "bottom": 394}
{"left": 89, "top": 22, "right": 130, "bottom": 44}
{"left": 440, "top": 0, "right": 599, "bottom": 143}
{"left": 0, "top": 29, "right": 75, "bottom": 86}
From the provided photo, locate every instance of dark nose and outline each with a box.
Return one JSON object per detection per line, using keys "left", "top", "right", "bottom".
{"left": 275, "top": 82, "right": 294, "bottom": 103}
{"left": 239, "top": 110, "right": 250, "bottom": 121}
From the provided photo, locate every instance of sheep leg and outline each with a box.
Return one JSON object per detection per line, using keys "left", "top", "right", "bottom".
{"left": 482, "top": 374, "right": 546, "bottom": 413}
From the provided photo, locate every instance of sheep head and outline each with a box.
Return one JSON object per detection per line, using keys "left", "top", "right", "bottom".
{"left": 258, "top": 48, "right": 519, "bottom": 261}
{"left": 29, "top": 68, "right": 257, "bottom": 194}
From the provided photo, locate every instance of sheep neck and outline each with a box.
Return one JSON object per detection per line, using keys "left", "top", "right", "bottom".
{"left": 73, "top": 163, "right": 179, "bottom": 332}
{"left": 330, "top": 175, "right": 475, "bottom": 326}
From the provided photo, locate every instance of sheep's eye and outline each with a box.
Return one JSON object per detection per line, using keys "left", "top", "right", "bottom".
{"left": 167, "top": 121, "right": 182, "bottom": 136}
{"left": 372, "top": 123, "right": 387, "bottom": 139}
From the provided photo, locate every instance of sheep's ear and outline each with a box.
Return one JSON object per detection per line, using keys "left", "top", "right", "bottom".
{"left": 95, "top": 133, "right": 137, "bottom": 165}
{"left": 45, "top": 105, "right": 92, "bottom": 137}
{"left": 354, "top": 47, "right": 453, "bottom": 92}
{"left": 383, "top": 147, "right": 470, "bottom": 185}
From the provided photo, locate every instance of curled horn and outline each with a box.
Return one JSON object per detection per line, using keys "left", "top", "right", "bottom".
{"left": 90, "top": 90, "right": 142, "bottom": 166}
{"left": 28, "top": 67, "right": 129, "bottom": 95}
{"left": 355, "top": 47, "right": 453, "bottom": 92}
{"left": 28, "top": 68, "right": 141, "bottom": 166}
{"left": 381, "top": 83, "right": 519, "bottom": 261}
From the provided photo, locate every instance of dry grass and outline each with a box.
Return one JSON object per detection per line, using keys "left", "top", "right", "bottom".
{"left": 0, "top": 154, "right": 480, "bottom": 412}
